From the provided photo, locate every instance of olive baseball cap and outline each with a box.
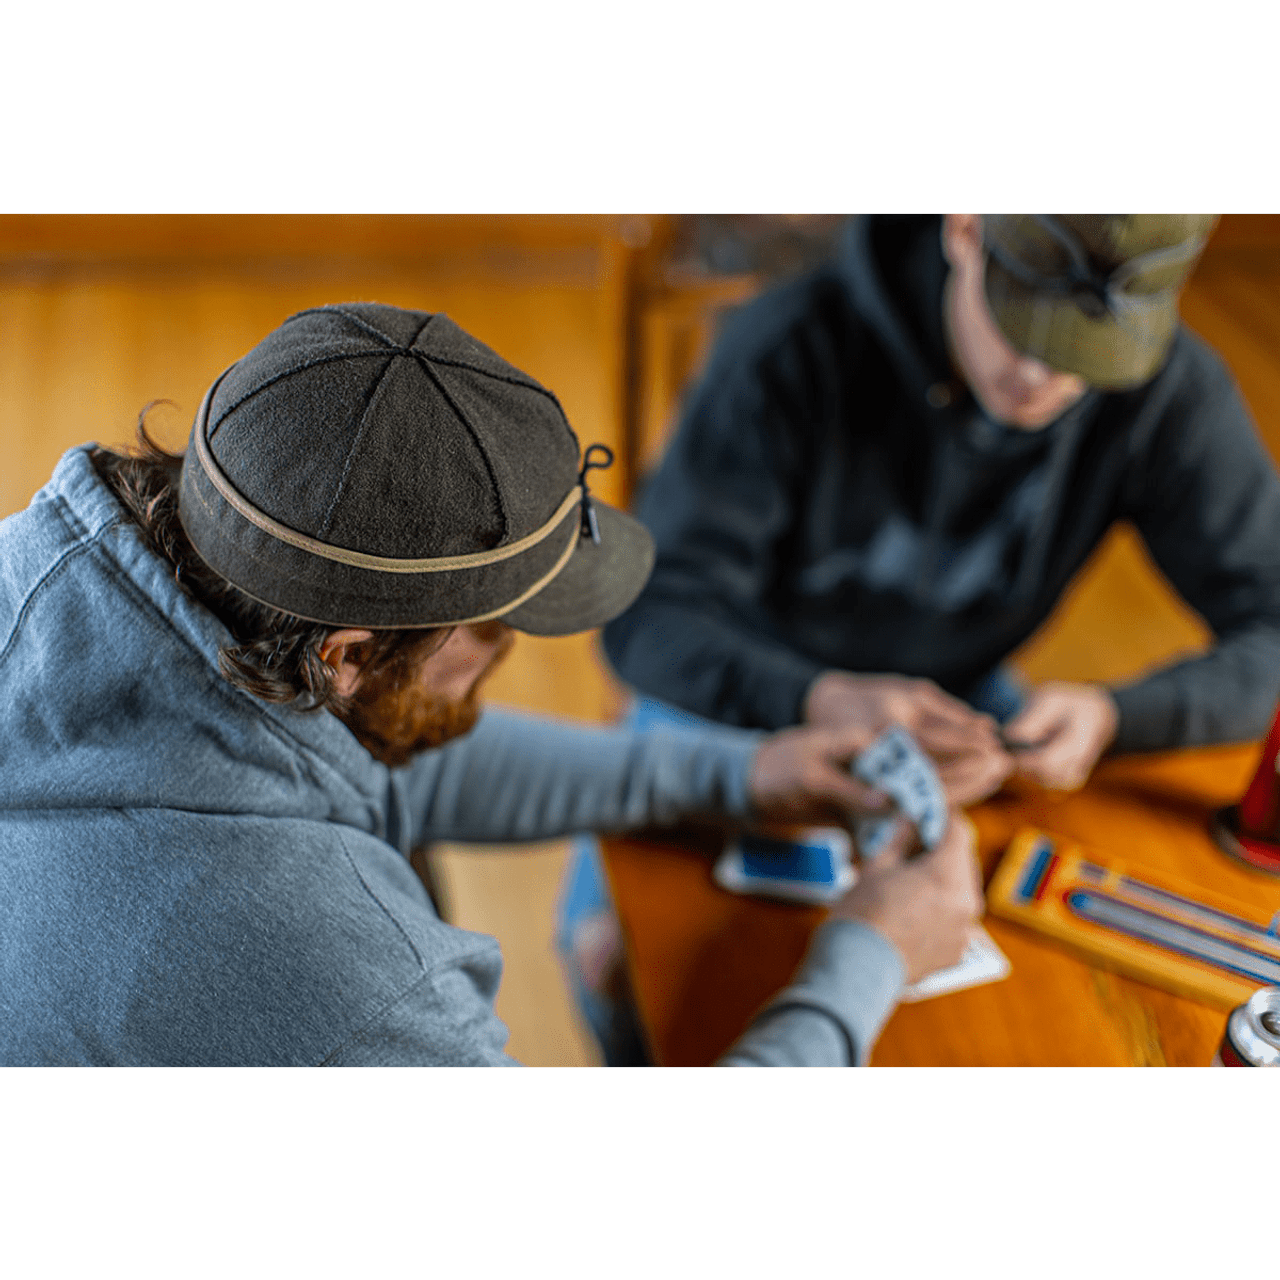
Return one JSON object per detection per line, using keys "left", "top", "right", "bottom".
{"left": 982, "top": 214, "right": 1218, "bottom": 391}
{"left": 178, "top": 303, "right": 654, "bottom": 633}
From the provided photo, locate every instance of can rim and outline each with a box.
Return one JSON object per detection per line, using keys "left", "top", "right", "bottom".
{"left": 1228, "top": 988, "right": 1280, "bottom": 1066}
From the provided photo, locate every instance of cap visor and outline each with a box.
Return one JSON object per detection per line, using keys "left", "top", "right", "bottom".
{"left": 985, "top": 258, "right": 1177, "bottom": 391}
{"left": 500, "top": 500, "right": 655, "bottom": 636}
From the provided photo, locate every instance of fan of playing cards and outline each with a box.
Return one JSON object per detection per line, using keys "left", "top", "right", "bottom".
{"left": 712, "top": 725, "right": 1011, "bottom": 1001}
{"left": 851, "top": 725, "right": 948, "bottom": 857}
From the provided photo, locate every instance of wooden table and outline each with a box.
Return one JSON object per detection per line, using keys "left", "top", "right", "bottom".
{"left": 601, "top": 743, "right": 1280, "bottom": 1065}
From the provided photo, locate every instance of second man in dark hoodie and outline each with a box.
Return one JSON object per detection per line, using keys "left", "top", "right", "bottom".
{"left": 603, "top": 214, "right": 1280, "bottom": 797}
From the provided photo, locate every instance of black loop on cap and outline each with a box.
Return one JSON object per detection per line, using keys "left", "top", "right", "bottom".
{"left": 578, "top": 443, "right": 615, "bottom": 544}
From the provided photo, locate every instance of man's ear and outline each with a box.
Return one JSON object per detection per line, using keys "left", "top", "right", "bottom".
{"left": 941, "top": 214, "right": 983, "bottom": 270}
{"left": 319, "top": 628, "right": 376, "bottom": 699}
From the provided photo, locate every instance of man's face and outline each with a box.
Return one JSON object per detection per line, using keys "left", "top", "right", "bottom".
{"left": 342, "top": 621, "right": 516, "bottom": 768}
{"left": 942, "top": 214, "right": 1089, "bottom": 431}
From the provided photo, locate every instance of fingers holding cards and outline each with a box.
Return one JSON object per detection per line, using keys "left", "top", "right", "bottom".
{"left": 852, "top": 726, "right": 948, "bottom": 855}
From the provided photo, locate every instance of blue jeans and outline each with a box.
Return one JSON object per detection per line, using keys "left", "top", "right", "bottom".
{"left": 960, "top": 665, "right": 1027, "bottom": 724}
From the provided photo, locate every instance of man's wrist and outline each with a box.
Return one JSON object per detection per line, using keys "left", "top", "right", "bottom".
{"left": 803, "top": 669, "right": 849, "bottom": 726}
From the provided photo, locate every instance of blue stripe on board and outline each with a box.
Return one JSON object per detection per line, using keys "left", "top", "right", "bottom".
{"left": 1017, "top": 838, "right": 1055, "bottom": 903}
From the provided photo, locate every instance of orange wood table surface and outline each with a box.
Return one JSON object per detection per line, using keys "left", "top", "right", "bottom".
{"left": 601, "top": 743, "right": 1280, "bottom": 1066}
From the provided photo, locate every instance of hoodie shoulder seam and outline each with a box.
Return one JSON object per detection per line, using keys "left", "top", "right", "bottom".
{"left": 316, "top": 940, "right": 509, "bottom": 1065}
{"left": 317, "top": 970, "right": 436, "bottom": 1065}
{"left": 332, "top": 828, "right": 426, "bottom": 971}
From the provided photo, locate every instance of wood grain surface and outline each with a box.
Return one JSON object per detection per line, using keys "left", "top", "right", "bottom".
{"left": 602, "top": 743, "right": 1280, "bottom": 1066}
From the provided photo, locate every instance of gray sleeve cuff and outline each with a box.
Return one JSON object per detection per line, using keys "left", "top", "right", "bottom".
{"left": 718, "top": 918, "right": 906, "bottom": 1066}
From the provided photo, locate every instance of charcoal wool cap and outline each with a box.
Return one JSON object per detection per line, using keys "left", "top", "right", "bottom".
{"left": 178, "top": 303, "right": 655, "bottom": 633}
{"left": 982, "top": 214, "right": 1218, "bottom": 391}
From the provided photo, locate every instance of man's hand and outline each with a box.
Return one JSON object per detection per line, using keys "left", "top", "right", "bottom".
{"left": 803, "top": 670, "right": 1013, "bottom": 806}
{"left": 829, "top": 814, "right": 984, "bottom": 985}
{"left": 748, "top": 723, "right": 893, "bottom": 828}
{"left": 1002, "top": 680, "right": 1118, "bottom": 791}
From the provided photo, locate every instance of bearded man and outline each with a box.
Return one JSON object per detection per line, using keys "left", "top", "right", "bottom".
{"left": 0, "top": 302, "right": 979, "bottom": 1066}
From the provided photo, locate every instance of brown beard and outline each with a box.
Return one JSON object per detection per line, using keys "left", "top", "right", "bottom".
{"left": 338, "top": 623, "right": 514, "bottom": 769}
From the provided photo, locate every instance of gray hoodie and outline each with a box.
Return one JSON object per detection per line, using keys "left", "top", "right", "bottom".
{"left": 0, "top": 448, "right": 903, "bottom": 1066}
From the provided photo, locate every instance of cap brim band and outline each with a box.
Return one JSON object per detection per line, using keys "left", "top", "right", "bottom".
{"left": 182, "top": 403, "right": 654, "bottom": 632}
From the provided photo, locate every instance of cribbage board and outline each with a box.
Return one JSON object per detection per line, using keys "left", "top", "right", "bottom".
{"left": 987, "top": 827, "right": 1280, "bottom": 1010}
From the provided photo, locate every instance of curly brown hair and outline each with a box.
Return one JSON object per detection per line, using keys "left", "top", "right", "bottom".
{"left": 91, "top": 406, "right": 448, "bottom": 717}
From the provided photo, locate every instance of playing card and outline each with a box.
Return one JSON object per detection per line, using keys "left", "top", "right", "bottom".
{"left": 898, "top": 925, "right": 1011, "bottom": 1001}
{"left": 713, "top": 828, "right": 856, "bottom": 905}
{"left": 852, "top": 726, "right": 947, "bottom": 855}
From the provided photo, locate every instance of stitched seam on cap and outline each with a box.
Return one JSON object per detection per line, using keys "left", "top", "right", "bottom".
{"left": 411, "top": 353, "right": 510, "bottom": 544}
{"left": 316, "top": 313, "right": 438, "bottom": 541}
{"left": 317, "top": 353, "right": 399, "bottom": 540}
{"left": 209, "top": 349, "right": 396, "bottom": 440}
{"left": 323, "top": 305, "right": 405, "bottom": 348}
{"left": 409, "top": 312, "right": 439, "bottom": 345}
{"left": 416, "top": 354, "right": 552, "bottom": 402}
{"left": 415, "top": 354, "right": 580, "bottom": 452}
{"left": 405, "top": 312, "right": 436, "bottom": 354}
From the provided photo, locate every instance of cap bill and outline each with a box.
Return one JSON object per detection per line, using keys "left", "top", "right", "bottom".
{"left": 984, "top": 256, "right": 1178, "bottom": 391}
{"left": 500, "top": 500, "right": 655, "bottom": 636}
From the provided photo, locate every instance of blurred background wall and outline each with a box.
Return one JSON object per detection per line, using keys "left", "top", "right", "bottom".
{"left": 4, "top": 213, "right": 1280, "bottom": 1064}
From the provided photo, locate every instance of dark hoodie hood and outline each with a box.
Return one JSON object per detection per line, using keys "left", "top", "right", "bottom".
{"left": 838, "top": 214, "right": 954, "bottom": 409}
{"left": 837, "top": 214, "right": 1094, "bottom": 461}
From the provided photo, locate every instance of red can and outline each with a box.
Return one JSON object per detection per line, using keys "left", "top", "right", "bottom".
{"left": 1212, "top": 987, "right": 1280, "bottom": 1066}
